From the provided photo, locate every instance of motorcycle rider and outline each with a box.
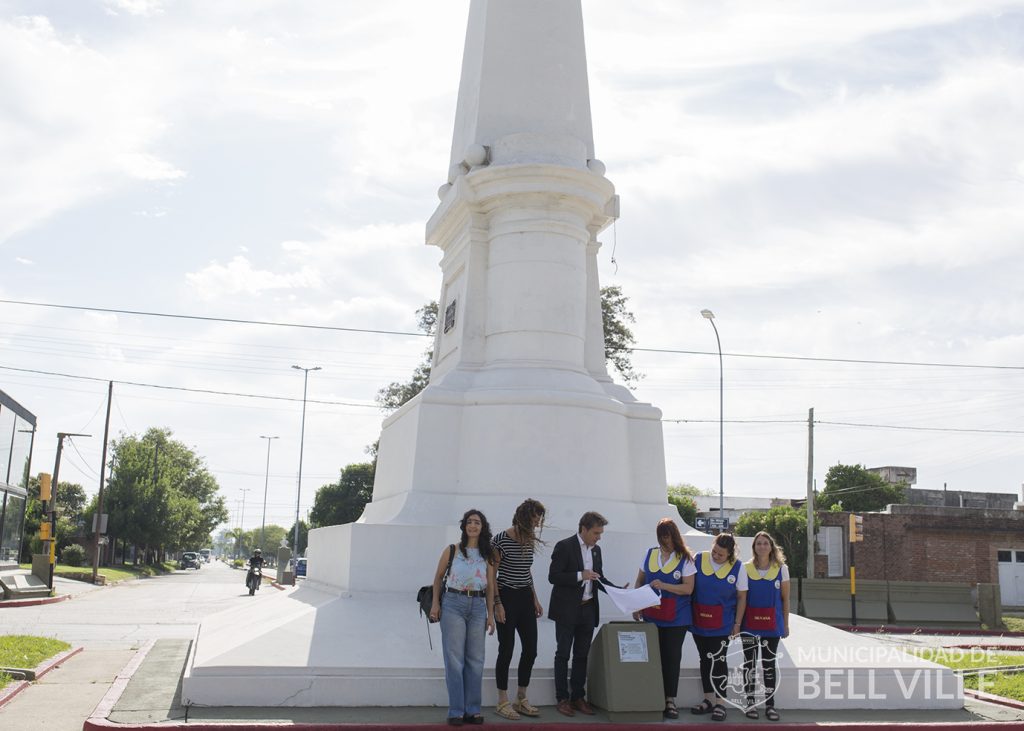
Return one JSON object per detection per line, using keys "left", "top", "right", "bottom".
{"left": 246, "top": 548, "right": 264, "bottom": 588}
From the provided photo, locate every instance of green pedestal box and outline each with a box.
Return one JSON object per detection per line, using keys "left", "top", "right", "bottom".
{"left": 586, "top": 621, "right": 665, "bottom": 721}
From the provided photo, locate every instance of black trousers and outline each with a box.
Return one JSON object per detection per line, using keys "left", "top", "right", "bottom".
{"left": 656, "top": 625, "right": 688, "bottom": 698}
{"left": 742, "top": 635, "right": 781, "bottom": 707}
{"left": 553, "top": 600, "right": 596, "bottom": 701}
{"left": 495, "top": 586, "right": 538, "bottom": 690}
{"left": 693, "top": 633, "right": 730, "bottom": 699}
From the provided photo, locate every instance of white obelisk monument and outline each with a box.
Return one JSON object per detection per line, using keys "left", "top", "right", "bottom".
{"left": 182, "top": 1, "right": 960, "bottom": 710}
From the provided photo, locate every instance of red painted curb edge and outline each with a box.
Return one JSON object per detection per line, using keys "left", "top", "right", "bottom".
{"left": 965, "top": 687, "right": 1024, "bottom": 711}
{"left": 0, "top": 645, "right": 83, "bottom": 710}
{"left": 0, "top": 592, "right": 72, "bottom": 608}
{"left": 79, "top": 721, "right": 1024, "bottom": 730}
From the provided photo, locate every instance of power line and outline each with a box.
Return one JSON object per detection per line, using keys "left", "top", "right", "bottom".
{"left": 4, "top": 297, "right": 1022, "bottom": 371}
{"left": 817, "top": 420, "right": 1024, "bottom": 436}
{"left": 0, "top": 299, "right": 428, "bottom": 338}
{"left": 8, "top": 363, "right": 1020, "bottom": 436}
{"left": 0, "top": 364, "right": 380, "bottom": 409}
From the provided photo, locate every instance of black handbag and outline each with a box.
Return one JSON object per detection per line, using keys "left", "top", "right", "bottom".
{"left": 417, "top": 544, "right": 456, "bottom": 623}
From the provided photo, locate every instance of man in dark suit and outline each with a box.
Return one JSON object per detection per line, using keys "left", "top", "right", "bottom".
{"left": 548, "top": 511, "right": 621, "bottom": 716}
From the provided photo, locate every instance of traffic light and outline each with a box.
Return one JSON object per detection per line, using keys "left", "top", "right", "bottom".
{"left": 39, "top": 473, "right": 52, "bottom": 502}
{"left": 849, "top": 513, "right": 864, "bottom": 542}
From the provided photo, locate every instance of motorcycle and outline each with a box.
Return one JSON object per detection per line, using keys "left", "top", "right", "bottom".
{"left": 246, "top": 566, "right": 262, "bottom": 596}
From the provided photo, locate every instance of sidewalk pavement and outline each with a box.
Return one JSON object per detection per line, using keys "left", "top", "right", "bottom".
{"left": 3, "top": 636, "right": 1024, "bottom": 730}
{"left": 0, "top": 573, "right": 105, "bottom": 608}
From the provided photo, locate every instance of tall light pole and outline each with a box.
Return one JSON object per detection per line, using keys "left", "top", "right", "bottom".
{"left": 258, "top": 436, "right": 278, "bottom": 553}
{"left": 239, "top": 488, "right": 251, "bottom": 555}
{"left": 292, "top": 365, "right": 321, "bottom": 557}
{"left": 701, "top": 309, "right": 724, "bottom": 520}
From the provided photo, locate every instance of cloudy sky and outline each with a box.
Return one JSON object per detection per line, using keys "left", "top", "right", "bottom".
{"left": 2, "top": 0, "right": 1022, "bottom": 534}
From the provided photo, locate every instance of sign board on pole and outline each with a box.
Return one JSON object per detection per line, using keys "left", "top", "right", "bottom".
{"left": 694, "top": 517, "right": 731, "bottom": 532}
{"left": 92, "top": 513, "right": 109, "bottom": 534}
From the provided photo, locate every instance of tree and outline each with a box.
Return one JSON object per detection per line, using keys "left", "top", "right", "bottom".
{"left": 376, "top": 302, "right": 437, "bottom": 411}
{"left": 376, "top": 289, "right": 643, "bottom": 413}
{"left": 254, "top": 524, "right": 288, "bottom": 555}
{"left": 287, "top": 520, "right": 310, "bottom": 556}
{"left": 667, "top": 484, "right": 699, "bottom": 528}
{"left": 103, "top": 428, "right": 227, "bottom": 563}
{"left": 600, "top": 285, "right": 642, "bottom": 387}
{"left": 20, "top": 477, "right": 89, "bottom": 562}
{"left": 735, "top": 506, "right": 814, "bottom": 579}
{"left": 310, "top": 463, "right": 376, "bottom": 528}
{"left": 819, "top": 464, "right": 906, "bottom": 513}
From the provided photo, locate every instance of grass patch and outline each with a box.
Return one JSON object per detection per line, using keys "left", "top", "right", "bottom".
{"left": 910, "top": 648, "right": 1024, "bottom": 671}
{"left": 0, "top": 672, "right": 12, "bottom": 692}
{"left": 965, "top": 672, "right": 1024, "bottom": 702}
{"left": 18, "top": 561, "right": 176, "bottom": 584}
{"left": 0, "top": 635, "right": 71, "bottom": 671}
{"left": 909, "top": 647, "right": 1024, "bottom": 703}
{"left": 1004, "top": 616, "right": 1024, "bottom": 633}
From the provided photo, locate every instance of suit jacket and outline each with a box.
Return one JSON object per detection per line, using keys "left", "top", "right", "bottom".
{"left": 548, "top": 533, "right": 617, "bottom": 625}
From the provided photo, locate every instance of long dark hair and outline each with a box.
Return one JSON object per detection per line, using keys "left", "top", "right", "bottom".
{"left": 459, "top": 509, "right": 496, "bottom": 563}
{"left": 511, "top": 498, "right": 546, "bottom": 549}
{"left": 656, "top": 518, "right": 692, "bottom": 562}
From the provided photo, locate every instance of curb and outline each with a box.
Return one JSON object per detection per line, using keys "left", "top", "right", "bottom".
{"left": 0, "top": 645, "right": 83, "bottom": 710}
{"left": 0, "top": 593, "right": 71, "bottom": 608}
{"left": 964, "top": 687, "right": 1024, "bottom": 711}
{"left": 80, "top": 721, "right": 1024, "bottom": 730}
{"left": 84, "top": 638, "right": 156, "bottom": 727}
{"left": 837, "top": 625, "right": 1024, "bottom": 638}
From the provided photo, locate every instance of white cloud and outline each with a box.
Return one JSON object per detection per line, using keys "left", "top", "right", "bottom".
{"left": 15, "top": 257, "right": 33, "bottom": 265}
{"left": 186, "top": 256, "right": 323, "bottom": 299}
{"left": 103, "top": 0, "right": 165, "bottom": 17}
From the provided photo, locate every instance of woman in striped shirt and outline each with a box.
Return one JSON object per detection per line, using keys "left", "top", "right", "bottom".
{"left": 491, "top": 499, "right": 546, "bottom": 720}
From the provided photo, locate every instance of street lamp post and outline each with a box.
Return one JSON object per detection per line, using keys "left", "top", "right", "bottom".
{"left": 239, "top": 488, "right": 251, "bottom": 556}
{"left": 259, "top": 436, "right": 279, "bottom": 553}
{"left": 701, "top": 309, "right": 724, "bottom": 520}
{"left": 291, "top": 365, "right": 321, "bottom": 557}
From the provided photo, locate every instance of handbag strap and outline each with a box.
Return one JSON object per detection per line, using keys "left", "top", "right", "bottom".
{"left": 442, "top": 544, "right": 456, "bottom": 585}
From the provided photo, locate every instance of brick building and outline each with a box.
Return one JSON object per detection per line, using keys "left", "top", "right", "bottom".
{"left": 815, "top": 504, "right": 1024, "bottom": 606}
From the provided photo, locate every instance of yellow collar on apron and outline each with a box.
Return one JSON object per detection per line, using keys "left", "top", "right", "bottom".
{"left": 648, "top": 547, "right": 682, "bottom": 575}
{"left": 745, "top": 561, "right": 781, "bottom": 581}
{"left": 700, "top": 552, "right": 735, "bottom": 579}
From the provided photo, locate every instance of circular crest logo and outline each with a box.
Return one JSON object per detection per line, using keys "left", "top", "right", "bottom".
{"left": 709, "top": 633, "right": 785, "bottom": 711}
{"left": 774, "top": 579, "right": 781, "bottom": 589}
{"left": 673, "top": 570, "right": 682, "bottom": 580}
{"left": 727, "top": 574, "right": 736, "bottom": 584}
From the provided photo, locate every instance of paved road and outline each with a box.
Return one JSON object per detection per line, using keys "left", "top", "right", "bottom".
{"left": 1, "top": 560, "right": 259, "bottom": 647}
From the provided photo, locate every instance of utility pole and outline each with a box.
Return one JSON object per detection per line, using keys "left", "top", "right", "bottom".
{"left": 91, "top": 382, "right": 113, "bottom": 584}
{"left": 259, "top": 436, "right": 279, "bottom": 553}
{"left": 806, "top": 407, "right": 815, "bottom": 579}
{"left": 48, "top": 432, "right": 91, "bottom": 589}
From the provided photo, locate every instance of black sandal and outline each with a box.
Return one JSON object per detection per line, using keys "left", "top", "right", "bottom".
{"left": 690, "top": 698, "right": 714, "bottom": 715}
{"left": 711, "top": 704, "right": 727, "bottom": 722}
{"left": 766, "top": 707, "right": 780, "bottom": 721}
{"left": 745, "top": 706, "right": 759, "bottom": 719}
{"left": 663, "top": 700, "right": 679, "bottom": 719}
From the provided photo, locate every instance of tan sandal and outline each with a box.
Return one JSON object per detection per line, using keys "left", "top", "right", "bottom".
{"left": 495, "top": 700, "right": 521, "bottom": 720}
{"left": 513, "top": 697, "right": 540, "bottom": 716}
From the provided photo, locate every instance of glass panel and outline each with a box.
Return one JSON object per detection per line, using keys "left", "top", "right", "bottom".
{"left": 0, "top": 493, "right": 25, "bottom": 563}
{"left": 0, "top": 406, "right": 15, "bottom": 485}
{"left": 997, "top": 550, "right": 1012, "bottom": 563}
{"left": 1016, "top": 552, "right": 1024, "bottom": 563}
{"left": 9, "top": 416, "right": 34, "bottom": 489}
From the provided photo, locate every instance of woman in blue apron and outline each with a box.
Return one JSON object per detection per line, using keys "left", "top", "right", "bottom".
{"left": 632, "top": 518, "right": 696, "bottom": 719}
{"left": 740, "top": 531, "right": 790, "bottom": 721}
{"left": 690, "top": 532, "right": 747, "bottom": 723}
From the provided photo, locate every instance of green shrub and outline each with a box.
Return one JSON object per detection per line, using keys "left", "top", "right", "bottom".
{"left": 232, "top": 559, "right": 244, "bottom": 569}
{"left": 61, "top": 544, "right": 86, "bottom": 567}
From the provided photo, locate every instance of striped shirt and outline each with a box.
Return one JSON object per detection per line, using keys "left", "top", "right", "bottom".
{"left": 492, "top": 530, "right": 535, "bottom": 589}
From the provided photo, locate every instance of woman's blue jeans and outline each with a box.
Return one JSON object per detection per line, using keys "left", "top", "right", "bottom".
{"left": 440, "top": 591, "right": 487, "bottom": 718}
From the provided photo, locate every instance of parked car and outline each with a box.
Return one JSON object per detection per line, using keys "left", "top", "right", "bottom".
{"left": 179, "top": 552, "right": 202, "bottom": 570}
{"left": 295, "top": 557, "right": 307, "bottom": 577}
